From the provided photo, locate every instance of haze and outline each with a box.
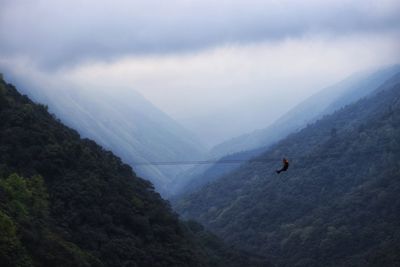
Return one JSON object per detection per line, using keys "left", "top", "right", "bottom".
{"left": 1, "top": 0, "right": 399, "bottom": 146}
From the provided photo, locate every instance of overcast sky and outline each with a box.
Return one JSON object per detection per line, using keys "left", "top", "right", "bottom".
{"left": 1, "top": 0, "right": 400, "bottom": 146}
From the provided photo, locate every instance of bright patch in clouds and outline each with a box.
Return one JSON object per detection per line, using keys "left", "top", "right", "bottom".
{"left": 66, "top": 33, "right": 399, "bottom": 118}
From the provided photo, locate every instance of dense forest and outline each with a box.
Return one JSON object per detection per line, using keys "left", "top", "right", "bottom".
{"left": 174, "top": 73, "right": 400, "bottom": 266}
{"left": 0, "top": 77, "right": 268, "bottom": 266}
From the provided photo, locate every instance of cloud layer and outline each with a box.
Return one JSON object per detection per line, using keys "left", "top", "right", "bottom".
{"left": 1, "top": 0, "right": 399, "bottom": 68}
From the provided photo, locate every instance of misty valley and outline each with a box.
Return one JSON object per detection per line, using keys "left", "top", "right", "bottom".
{"left": 1, "top": 64, "right": 400, "bottom": 267}
{"left": 1, "top": 1, "right": 400, "bottom": 265}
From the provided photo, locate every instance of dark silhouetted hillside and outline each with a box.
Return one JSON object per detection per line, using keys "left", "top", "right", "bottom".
{"left": 7, "top": 75, "right": 206, "bottom": 196}
{"left": 174, "top": 73, "right": 400, "bottom": 266}
{"left": 0, "top": 77, "right": 269, "bottom": 267}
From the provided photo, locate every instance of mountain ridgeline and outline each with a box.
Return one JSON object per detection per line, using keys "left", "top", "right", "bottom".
{"left": 7, "top": 76, "right": 206, "bottom": 196}
{"left": 211, "top": 65, "right": 400, "bottom": 157}
{"left": 171, "top": 65, "right": 400, "bottom": 196}
{"left": 174, "top": 73, "right": 400, "bottom": 266}
{"left": 0, "top": 78, "right": 268, "bottom": 266}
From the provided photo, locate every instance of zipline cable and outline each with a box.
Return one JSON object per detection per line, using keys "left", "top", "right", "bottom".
{"left": 131, "top": 148, "right": 400, "bottom": 166}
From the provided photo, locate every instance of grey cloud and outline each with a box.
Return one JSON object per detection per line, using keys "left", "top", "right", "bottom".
{"left": 1, "top": 0, "right": 400, "bottom": 69}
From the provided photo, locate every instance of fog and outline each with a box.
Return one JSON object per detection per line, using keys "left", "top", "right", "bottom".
{"left": 1, "top": 0, "right": 399, "bottom": 146}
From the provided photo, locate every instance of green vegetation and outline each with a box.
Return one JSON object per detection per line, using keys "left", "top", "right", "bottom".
{"left": 0, "top": 78, "right": 268, "bottom": 266}
{"left": 0, "top": 173, "right": 99, "bottom": 267}
{"left": 174, "top": 74, "right": 400, "bottom": 266}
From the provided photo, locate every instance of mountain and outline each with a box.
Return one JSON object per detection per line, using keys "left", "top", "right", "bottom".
{"left": 170, "top": 65, "right": 400, "bottom": 196}
{"left": 174, "top": 73, "right": 400, "bottom": 266}
{"left": 0, "top": 77, "right": 268, "bottom": 267}
{"left": 6, "top": 75, "right": 205, "bottom": 196}
{"left": 211, "top": 65, "right": 400, "bottom": 157}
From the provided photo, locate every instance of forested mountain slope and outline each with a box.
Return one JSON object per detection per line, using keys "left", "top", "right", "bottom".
{"left": 174, "top": 73, "right": 400, "bottom": 267}
{"left": 7, "top": 75, "right": 205, "bottom": 196}
{"left": 0, "top": 77, "right": 268, "bottom": 267}
{"left": 171, "top": 65, "right": 400, "bottom": 197}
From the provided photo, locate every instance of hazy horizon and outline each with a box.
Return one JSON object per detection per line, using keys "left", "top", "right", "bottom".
{"left": 1, "top": 0, "right": 400, "bottom": 146}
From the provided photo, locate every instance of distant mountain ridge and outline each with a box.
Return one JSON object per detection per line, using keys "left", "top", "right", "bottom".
{"left": 174, "top": 72, "right": 400, "bottom": 266}
{"left": 170, "top": 65, "right": 400, "bottom": 197}
{"left": 211, "top": 64, "right": 400, "bottom": 157}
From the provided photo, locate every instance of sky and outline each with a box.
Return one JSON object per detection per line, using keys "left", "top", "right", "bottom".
{"left": 1, "top": 0, "right": 400, "bottom": 146}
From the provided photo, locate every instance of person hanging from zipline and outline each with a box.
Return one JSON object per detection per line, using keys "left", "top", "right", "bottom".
{"left": 276, "top": 158, "right": 289, "bottom": 174}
